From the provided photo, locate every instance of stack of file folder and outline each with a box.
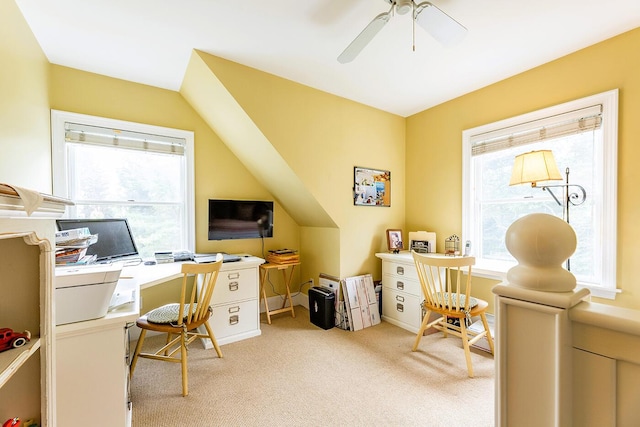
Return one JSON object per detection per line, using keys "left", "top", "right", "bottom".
{"left": 266, "top": 249, "right": 299, "bottom": 264}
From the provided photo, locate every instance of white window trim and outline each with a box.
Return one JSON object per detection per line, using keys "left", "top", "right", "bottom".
{"left": 51, "top": 110, "right": 195, "bottom": 252}
{"left": 462, "top": 89, "right": 619, "bottom": 299}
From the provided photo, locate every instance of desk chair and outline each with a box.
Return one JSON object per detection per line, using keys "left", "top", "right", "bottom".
{"left": 411, "top": 252, "right": 494, "bottom": 377}
{"left": 130, "top": 255, "right": 223, "bottom": 396}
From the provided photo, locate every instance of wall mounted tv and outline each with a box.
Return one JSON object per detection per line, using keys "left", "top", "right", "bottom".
{"left": 208, "top": 199, "right": 274, "bottom": 240}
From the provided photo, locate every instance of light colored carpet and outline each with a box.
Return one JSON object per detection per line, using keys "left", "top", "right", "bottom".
{"left": 131, "top": 308, "right": 495, "bottom": 426}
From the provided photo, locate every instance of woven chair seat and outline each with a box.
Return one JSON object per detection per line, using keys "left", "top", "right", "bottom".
{"left": 146, "top": 303, "right": 209, "bottom": 324}
{"left": 430, "top": 292, "right": 478, "bottom": 310}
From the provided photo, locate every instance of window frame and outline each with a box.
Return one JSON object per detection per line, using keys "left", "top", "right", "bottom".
{"left": 462, "top": 89, "right": 619, "bottom": 299}
{"left": 51, "top": 110, "right": 195, "bottom": 253}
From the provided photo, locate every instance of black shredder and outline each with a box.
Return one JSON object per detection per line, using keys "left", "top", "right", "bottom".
{"left": 308, "top": 286, "right": 335, "bottom": 330}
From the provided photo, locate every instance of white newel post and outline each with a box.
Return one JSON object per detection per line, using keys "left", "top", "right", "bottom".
{"left": 492, "top": 213, "right": 590, "bottom": 427}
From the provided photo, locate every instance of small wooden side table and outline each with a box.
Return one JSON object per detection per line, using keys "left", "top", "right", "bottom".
{"left": 259, "top": 261, "right": 300, "bottom": 324}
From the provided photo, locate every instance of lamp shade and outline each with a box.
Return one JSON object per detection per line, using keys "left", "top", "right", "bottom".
{"left": 509, "top": 150, "right": 562, "bottom": 186}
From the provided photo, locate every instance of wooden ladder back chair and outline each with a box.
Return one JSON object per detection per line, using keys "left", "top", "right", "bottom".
{"left": 411, "top": 252, "right": 494, "bottom": 377}
{"left": 130, "top": 254, "right": 223, "bottom": 396}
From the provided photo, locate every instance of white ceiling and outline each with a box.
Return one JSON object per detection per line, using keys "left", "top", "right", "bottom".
{"left": 16, "top": 0, "right": 640, "bottom": 117}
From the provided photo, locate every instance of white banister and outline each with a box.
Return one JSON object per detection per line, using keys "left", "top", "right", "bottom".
{"left": 494, "top": 212, "right": 640, "bottom": 427}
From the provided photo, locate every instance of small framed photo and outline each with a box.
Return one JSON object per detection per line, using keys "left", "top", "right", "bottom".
{"left": 386, "top": 229, "right": 404, "bottom": 253}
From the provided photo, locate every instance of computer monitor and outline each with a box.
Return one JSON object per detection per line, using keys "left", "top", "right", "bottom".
{"left": 56, "top": 218, "right": 139, "bottom": 262}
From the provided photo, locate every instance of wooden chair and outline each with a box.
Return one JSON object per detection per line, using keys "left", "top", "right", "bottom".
{"left": 130, "top": 255, "right": 224, "bottom": 396}
{"left": 411, "top": 252, "right": 494, "bottom": 377}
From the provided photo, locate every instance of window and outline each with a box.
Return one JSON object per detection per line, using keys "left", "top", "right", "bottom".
{"left": 51, "top": 110, "right": 195, "bottom": 258}
{"left": 462, "top": 90, "right": 618, "bottom": 298}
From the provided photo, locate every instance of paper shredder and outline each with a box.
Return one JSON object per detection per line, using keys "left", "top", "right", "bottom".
{"left": 308, "top": 286, "right": 335, "bottom": 330}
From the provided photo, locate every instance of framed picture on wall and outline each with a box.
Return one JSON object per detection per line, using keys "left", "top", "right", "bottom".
{"left": 386, "top": 229, "right": 404, "bottom": 253}
{"left": 353, "top": 166, "right": 391, "bottom": 206}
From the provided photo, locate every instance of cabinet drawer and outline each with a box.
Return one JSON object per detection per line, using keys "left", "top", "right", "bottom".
{"left": 382, "top": 261, "right": 419, "bottom": 282}
{"left": 210, "top": 299, "right": 259, "bottom": 341}
{"left": 382, "top": 273, "right": 422, "bottom": 298}
{"left": 381, "top": 288, "right": 422, "bottom": 330}
{"left": 213, "top": 269, "right": 258, "bottom": 304}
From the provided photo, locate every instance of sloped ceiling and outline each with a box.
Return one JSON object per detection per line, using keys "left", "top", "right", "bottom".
{"left": 180, "top": 50, "right": 336, "bottom": 228}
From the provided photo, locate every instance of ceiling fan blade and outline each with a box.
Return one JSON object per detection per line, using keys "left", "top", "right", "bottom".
{"left": 414, "top": 2, "right": 467, "bottom": 47}
{"left": 337, "top": 11, "right": 391, "bottom": 64}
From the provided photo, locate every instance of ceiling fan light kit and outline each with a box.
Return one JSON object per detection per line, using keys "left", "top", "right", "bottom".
{"left": 395, "top": 0, "right": 414, "bottom": 15}
{"left": 337, "top": 0, "right": 467, "bottom": 64}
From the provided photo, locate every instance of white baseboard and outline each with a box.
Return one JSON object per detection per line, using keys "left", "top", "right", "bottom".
{"left": 260, "top": 292, "right": 309, "bottom": 312}
{"left": 297, "top": 293, "right": 309, "bottom": 310}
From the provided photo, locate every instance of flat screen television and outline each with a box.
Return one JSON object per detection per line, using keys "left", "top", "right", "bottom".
{"left": 56, "top": 218, "right": 139, "bottom": 262}
{"left": 208, "top": 199, "right": 273, "bottom": 240}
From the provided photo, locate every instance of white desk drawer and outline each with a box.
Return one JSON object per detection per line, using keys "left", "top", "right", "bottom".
{"left": 382, "top": 273, "right": 422, "bottom": 298}
{"left": 213, "top": 268, "right": 258, "bottom": 304}
{"left": 381, "top": 288, "right": 422, "bottom": 329}
{"left": 210, "top": 299, "right": 259, "bottom": 341}
{"left": 382, "top": 261, "right": 419, "bottom": 282}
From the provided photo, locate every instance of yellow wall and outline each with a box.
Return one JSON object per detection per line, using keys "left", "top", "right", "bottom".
{"left": 48, "top": 65, "right": 304, "bottom": 300}
{"left": 184, "top": 52, "right": 406, "bottom": 282}
{"left": 406, "top": 27, "right": 640, "bottom": 310}
{"left": 3, "top": 0, "right": 639, "bottom": 310}
{"left": 0, "top": 0, "right": 51, "bottom": 192}
{"left": 2, "top": 2, "right": 404, "bottom": 298}
{"left": 48, "top": 65, "right": 300, "bottom": 258}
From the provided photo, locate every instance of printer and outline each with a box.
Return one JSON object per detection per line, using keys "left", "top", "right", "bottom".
{"left": 55, "top": 263, "right": 123, "bottom": 325}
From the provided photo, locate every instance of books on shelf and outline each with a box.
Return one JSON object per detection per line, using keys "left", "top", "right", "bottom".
{"left": 266, "top": 249, "right": 299, "bottom": 264}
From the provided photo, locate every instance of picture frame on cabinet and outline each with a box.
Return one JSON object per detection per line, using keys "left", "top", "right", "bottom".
{"left": 353, "top": 166, "right": 391, "bottom": 206}
{"left": 386, "top": 229, "right": 404, "bottom": 253}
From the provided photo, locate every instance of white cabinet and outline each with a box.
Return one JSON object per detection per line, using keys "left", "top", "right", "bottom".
{"left": 376, "top": 252, "right": 423, "bottom": 333}
{"left": 0, "top": 189, "right": 70, "bottom": 426}
{"left": 570, "top": 303, "right": 640, "bottom": 427}
{"left": 208, "top": 258, "right": 263, "bottom": 346}
{"left": 56, "top": 309, "right": 137, "bottom": 427}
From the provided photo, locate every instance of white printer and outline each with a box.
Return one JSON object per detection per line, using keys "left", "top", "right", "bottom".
{"left": 55, "top": 263, "right": 123, "bottom": 325}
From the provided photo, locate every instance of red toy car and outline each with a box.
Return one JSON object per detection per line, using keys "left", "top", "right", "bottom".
{"left": 0, "top": 328, "right": 31, "bottom": 353}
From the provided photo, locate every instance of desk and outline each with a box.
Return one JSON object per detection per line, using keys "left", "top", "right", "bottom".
{"left": 55, "top": 267, "right": 140, "bottom": 427}
{"left": 259, "top": 262, "right": 300, "bottom": 324}
{"left": 120, "top": 261, "right": 183, "bottom": 290}
{"left": 121, "top": 256, "right": 265, "bottom": 346}
{"left": 55, "top": 256, "right": 264, "bottom": 427}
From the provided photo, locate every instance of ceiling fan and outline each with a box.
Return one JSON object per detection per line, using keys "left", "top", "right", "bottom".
{"left": 337, "top": 0, "right": 467, "bottom": 63}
